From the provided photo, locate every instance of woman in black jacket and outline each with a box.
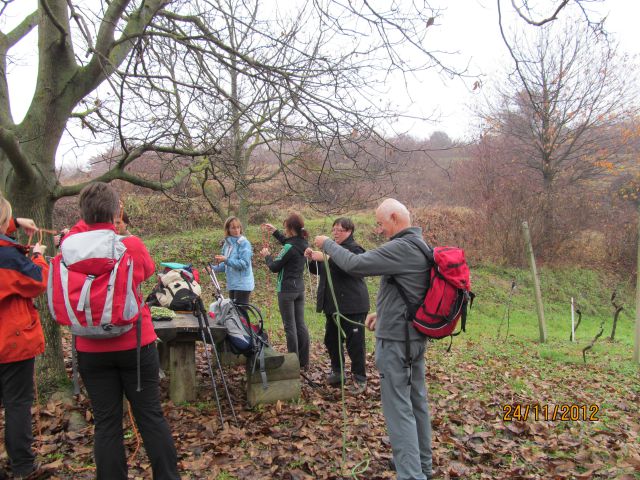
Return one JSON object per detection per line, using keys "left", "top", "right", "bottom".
{"left": 305, "top": 217, "right": 369, "bottom": 392}
{"left": 260, "top": 213, "right": 310, "bottom": 369}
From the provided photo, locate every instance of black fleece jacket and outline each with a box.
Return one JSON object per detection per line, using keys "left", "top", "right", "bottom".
{"left": 264, "top": 230, "right": 308, "bottom": 293}
{"left": 308, "top": 235, "right": 370, "bottom": 315}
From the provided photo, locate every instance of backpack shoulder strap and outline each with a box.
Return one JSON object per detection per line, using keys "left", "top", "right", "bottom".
{"left": 388, "top": 236, "right": 432, "bottom": 316}
{"left": 401, "top": 235, "right": 434, "bottom": 265}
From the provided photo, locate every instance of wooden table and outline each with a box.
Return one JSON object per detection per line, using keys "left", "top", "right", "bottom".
{"left": 154, "top": 312, "right": 302, "bottom": 406}
{"left": 153, "top": 313, "right": 226, "bottom": 403}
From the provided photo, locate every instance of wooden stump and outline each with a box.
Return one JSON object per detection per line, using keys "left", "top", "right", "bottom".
{"left": 246, "top": 351, "right": 300, "bottom": 407}
{"left": 169, "top": 341, "right": 196, "bottom": 403}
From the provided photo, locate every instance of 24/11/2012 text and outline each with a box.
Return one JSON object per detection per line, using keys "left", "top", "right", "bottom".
{"left": 502, "top": 404, "right": 599, "bottom": 422}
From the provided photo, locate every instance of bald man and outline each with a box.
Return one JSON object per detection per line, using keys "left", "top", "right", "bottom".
{"left": 314, "top": 198, "right": 433, "bottom": 480}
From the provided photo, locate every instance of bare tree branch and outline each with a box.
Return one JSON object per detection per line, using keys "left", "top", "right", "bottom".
{"left": 0, "top": 126, "right": 34, "bottom": 180}
{"left": 510, "top": 0, "right": 570, "bottom": 26}
{"left": 3, "top": 10, "right": 38, "bottom": 48}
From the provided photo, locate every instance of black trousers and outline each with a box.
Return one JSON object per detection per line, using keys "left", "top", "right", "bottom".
{"left": 324, "top": 312, "right": 367, "bottom": 382}
{"left": 228, "top": 290, "right": 251, "bottom": 305}
{"left": 229, "top": 290, "right": 251, "bottom": 320}
{"left": 278, "top": 291, "right": 309, "bottom": 368}
{"left": 78, "top": 344, "right": 179, "bottom": 480}
{"left": 0, "top": 358, "right": 36, "bottom": 476}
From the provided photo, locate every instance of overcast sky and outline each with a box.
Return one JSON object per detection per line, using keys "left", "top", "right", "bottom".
{"left": 391, "top": 0, "right": 640, "bottom": 141}
{"left": 2, "top": 0, "right": 639, "bottom": 165}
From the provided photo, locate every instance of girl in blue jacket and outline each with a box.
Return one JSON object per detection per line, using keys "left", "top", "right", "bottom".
{"left": 212, "top": 216, "right": 255, "bottom": 305}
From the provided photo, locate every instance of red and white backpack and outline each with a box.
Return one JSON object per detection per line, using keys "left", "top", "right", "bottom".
{"left": 47, "top": 229, "right": 140, "bottom": 339}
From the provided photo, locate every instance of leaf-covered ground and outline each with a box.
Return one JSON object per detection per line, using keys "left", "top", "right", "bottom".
{"left": 1, "top": 336, "right": 639, "bottom": 479}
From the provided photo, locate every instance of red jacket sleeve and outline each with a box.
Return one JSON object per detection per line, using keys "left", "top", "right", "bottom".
{"left": 0, "top": 252, "right": 48, "bottom": 300}
{"left": 122, "top": 235, "right": 155, "bottom": 283}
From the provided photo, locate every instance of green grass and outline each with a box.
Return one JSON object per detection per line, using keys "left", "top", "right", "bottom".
{"left": 214, "top": 472, "right": 238, "bottom": 480}
{"left": 143, "top": 220, "right": 638, "bottom": 371}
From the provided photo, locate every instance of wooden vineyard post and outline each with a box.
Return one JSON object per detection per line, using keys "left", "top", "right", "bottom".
{"left": 522, "top": 221, "right": 547, "bottom": 343}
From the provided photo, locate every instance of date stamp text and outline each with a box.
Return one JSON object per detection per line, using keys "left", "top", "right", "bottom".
{"left": 502, "top": 404, "right": 600, "bottom": 422}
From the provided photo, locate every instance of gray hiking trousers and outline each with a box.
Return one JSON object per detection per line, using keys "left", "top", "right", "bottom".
{"left": 375, "top": 338, "right": 432, "bottom": 480}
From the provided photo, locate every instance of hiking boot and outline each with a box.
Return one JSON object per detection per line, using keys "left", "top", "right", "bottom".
{"left": 13, "top": 462, "right": 42, "bottom": 479}
{"left": 387, "top": 458, "right": 432, "bottom": 479}
{"left": 350, "top": 380, "right": 367, "bottom": 394}
{"left": 326, "top": 371, "right": 344, "bottom": 386}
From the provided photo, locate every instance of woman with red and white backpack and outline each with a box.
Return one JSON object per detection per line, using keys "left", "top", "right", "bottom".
{"left": 0, "top": 195, "right": 47, "bottom": 479}
{"left": 57, "top": 183, "right": 179, "bottom": 480}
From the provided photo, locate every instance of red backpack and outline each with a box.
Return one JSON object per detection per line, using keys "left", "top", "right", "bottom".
{"left": 47, "top": 229, "right": 141, "bottom": 339}
{"left": 392, "top": 238, "right": 474, "bottom": 342}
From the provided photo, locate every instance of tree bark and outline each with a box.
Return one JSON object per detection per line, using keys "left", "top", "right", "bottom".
{"left": 634, "top": 201, "right": 640, "bottom": 364}
{"left": 6, "top": 178, "right": 67, "bottom": 388}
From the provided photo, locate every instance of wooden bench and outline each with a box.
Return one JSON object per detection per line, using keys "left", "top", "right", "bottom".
{"left": 153, "top": 313, "right": 300, "bottom": 406}
{"left": 153, "top": 313, "right": 226, "bottom": 403}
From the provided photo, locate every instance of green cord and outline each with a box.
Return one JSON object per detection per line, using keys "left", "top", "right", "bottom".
{"left": 322, "top": 253, "right": 370, "bottom": 478}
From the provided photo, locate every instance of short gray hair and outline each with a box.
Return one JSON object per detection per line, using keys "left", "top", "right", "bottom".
{"left": 377, "top": 198, "right": 410, "bottom": 223}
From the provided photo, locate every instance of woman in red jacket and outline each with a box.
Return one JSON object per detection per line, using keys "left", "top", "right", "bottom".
{"left": 60, "top": 183, "right": 178, "bottom": 480}
{"left": 0, "top": 196, "right": 47, "bottom": 479}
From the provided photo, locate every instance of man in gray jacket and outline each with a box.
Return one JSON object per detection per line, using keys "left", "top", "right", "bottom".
{"left": 314, "top": 198, "right": 432, "bottom": 480}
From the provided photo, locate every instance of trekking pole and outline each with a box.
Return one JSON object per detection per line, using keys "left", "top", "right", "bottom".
{"left": 204, "top": 265, "right": 240, "bottom": 419}
{"left": 208, "top": 261, "right": 246, "bottom": 323}
{"left": 195, "top": 296, "right": 238, "bottom": 425}
{"left": 301, "top": 371, "right": 320, "bottom": 388}
{"left": 206, "top": 262, "right": 223, "bottom": 299}
{"left": 192, "top": 298, "right": 225, "bottom": 427}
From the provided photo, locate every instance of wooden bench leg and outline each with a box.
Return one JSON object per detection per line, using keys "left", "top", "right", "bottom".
{"left": 169, "top": 341, "right": 196, "bottom": 403}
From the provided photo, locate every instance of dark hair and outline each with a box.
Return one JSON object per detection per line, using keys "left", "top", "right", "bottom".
{"left": 284, "top": 212, "right": 308, "bottom": 239}
{"left": 223, "top": 216, "right": 243, "bottom": 237}
{"left": 333, "top": 217, "right": 355, "bottom": 233}
{"left": 79, "top": 182, "right": 120, "bottom": 224}
{"left": 121, "top": 211, "right": 131, "bottom": 226}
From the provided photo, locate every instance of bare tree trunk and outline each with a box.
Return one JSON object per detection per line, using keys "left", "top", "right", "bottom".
{"left": 541, "top": 170, "right": 555, "bottom": 253}
{"left": 634, "top": 201, "right": 640, "bottom": 364}
{"left": 238, "top": 194, "right": 249, "bottom": 227}
{"left": 6, "top": 177, "right": 66, "bottom": 389}
{"left": 236, "top": 147, "right": 251, "bottom": 227}
{"left": 0, "top": 154, "right": 8, "bottom": 191}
